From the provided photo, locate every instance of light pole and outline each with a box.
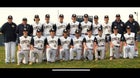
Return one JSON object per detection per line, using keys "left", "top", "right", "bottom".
{"left": 134, "top": 12, "right": 138, "bottom": 22}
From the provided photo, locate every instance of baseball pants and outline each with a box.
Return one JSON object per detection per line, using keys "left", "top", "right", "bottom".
{"left": 123, "top": 45, "right": 135, "bottom": 59}
{"left": 59, "top": 49, "right": 69, "bottom": 61}
{"left": 46, "top": 48, "right": 57, "bottom": 62}
{"left": 83, "top": 49, "right": 93, "bottom": 60}
{"left": 30, "top": 48, "right": 43, "bottom": 63}
{"left": 70, "top": 48, "right": 82, "bottom": 60}
{"left": 4, "top": 41, "right": 16, "bottom": 63}
{"left": 17, "top": 50, "right": 29, "bottom": 64}
{"left": 110, "top": 46, "right": 120, "bottom": 59}
{"left": 95, "top": 46, "right": 105, "bottom": 60}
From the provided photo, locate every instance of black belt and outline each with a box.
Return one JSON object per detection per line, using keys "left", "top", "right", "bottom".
{"left": 34, "top": 47, "right": 43, "bottom": 50}
{"left": 114, "top": 46, "right": 120, "bottom": 47}
{"left": 98, "top": 45, "right": 104, "bottom": 47}
{"left": 128, "top": 44, "right": 134, "bottom": 46}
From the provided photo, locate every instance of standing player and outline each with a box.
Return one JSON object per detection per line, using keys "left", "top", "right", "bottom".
{"left": 29, "top": 29, "right": 46, "bottom": 65}
{"left": 83, "top": 28, "right": 95, "bottom": 61}
{"left": 17, "top": 28, "right": 32, "bottom": 65}
{"left": 55, "top": 14, "right": 68, "bottom": 38}
{"left": 0, "top": 15, "right": 17, "bottom": 64}
{"left": 123, "top": 25, "right": 138, "bottom": 59}
{"left": 16, "top": 17, "right": 33, "bottom": 38}
{"left": 80, "top": 14, "right": 92, "bottom": 37}
{"left": 59, "top": 29, "right": 73, "bottom": 61}
{"left": 41, "top": 14, "right": 56, "bottom": 61}
{"left": 92, "top": 15, "right": 102, "bottom": 36}
{"left": 46, "top": 28, "right": 61, "bottom": 63}
{"left": 70, "top": 29, "right": 84, "bottom": 60}
{"left": 109, "top": 26, "right": 123, "bottom": 60}
{"left": 94, "top": 27, "right": 107, "bottom": 61}
{"left": 67, "top": 14, "right": 81, "bottom": 38}
{"left": 31, "top": 14, "right": 42, "bottom": 36}
{"left": 125, "top": 14, "right": 139, "bottom": 57}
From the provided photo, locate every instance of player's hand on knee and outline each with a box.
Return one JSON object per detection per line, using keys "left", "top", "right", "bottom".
{"left": 46, "top": 45, "right": 50, "bottom": 48}
{"left": 59, "top": 46, "right": 62, "bottom": 49}
{"left": 84, "top": 46, "right": 88, "bottom": 50}
{"left": 71, "top": 46, "right": 74, "bottom": 49}
{"left": 135, "top": 47, "right": 138, "bottom": 51}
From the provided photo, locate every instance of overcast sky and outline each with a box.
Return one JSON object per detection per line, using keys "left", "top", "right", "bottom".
{"left": 0, "top": 7, "right": 140, "bottom": 27}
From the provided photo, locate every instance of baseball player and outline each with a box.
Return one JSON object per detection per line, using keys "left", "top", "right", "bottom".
{"left": 31, "top": 14, "right": 42, "bottom": 36}
{"left": 80, "top": 14, "right": 92, "bottom": 38}
{"left": 67, "top": 14, "right": 81, "bottom": 38}
{"left": 1, "top": 15, "right": 17, "bottom": 64}
{"left": 17, "top": 28, "right": 32, "bottom": 65}
{"left": 29, "top": 29, "right": 46, "bottom": 65}
{"left": 59, "top": 29, "right": 73, "bottom": 61}
{"left": 123, "top": 25, "right": 138, "bottom": 59}
{"left": 125, "top": 14, "right": 139, "bottom": 57}
{"left": 92, "top": 15, "right": 102, "bottom": 36}
{"left": 83, "top": 28, "right": 95, "bottom": 61}
{"left": 55, "top": 14, "right": 68, "bottom": 38}
{"left": 70, "top": 29, "right": 84, "bottom": 60}
{"left": 41, "top": 14, "right": 56, "bottom": 61}
{"left": 46, "top": 28, "right": 61, "bottom": 63}
{"left": 109, "top": 26, "right": 123, "bottom": 60}
{"left": 94, "top": 27, "right": 107, "bottom": 61}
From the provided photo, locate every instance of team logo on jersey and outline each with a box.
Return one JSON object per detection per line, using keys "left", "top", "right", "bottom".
{"left": 12, "top": 25, "right": 15, "bottom": 28}
{"left": 58, "top": 25, "right": 64, "bottom": 29}
{"left": 83, "top": 25, "right": 87, "bottom": 29}
{"left": 133, "top": 23, "right": 135, "bottom": 25}
{"left": 105, "top": 26, "right": 108, "bottom": 29}
{"left": 121, "top": 24, "right": 123, "bottom": 26}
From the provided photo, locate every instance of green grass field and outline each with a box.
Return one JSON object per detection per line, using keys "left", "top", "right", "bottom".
{"left": 0, "top": 43, "right": 140, "bottom": 68}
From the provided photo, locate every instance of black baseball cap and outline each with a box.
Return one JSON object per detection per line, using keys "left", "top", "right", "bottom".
{"left": 37, "top": 28, "right": 41, "bottom": 32}
{"left": 113, "top": 26, "right": 118, "bottom": 29}
{"left": 23, "top": 27, "right": 28, "bottom": 31}
{"left": 75, "top": 29, "right": 80, "bottom": 34}
{"left": 116, "top": 14, "right": 120, "bottom": 17}
{"left": 129, "top": 14, "right": 133, "bottom": 18}
{"left": 22, "top": 17, "right": 27, "bottom": 21}
{"left": 72, "top": 14, "right": 77, "bottom": 17}
{"left": 59, "top": 14, "right": 64, "bottom": 18}
{"left": 34, "top": 14, "right": 39, "bottom": 18}
{"left": 49, "top": 28, "right": 55, "bottom": 32}
{"left": 94, "top": 15, "right": 98, "bottom": 19}
{"left": 87, "top": 28, "right": 92, "bottom": 32}
{"left": 8, "top": 15, "right": 13, "bottom": 19}
{"left": 126, "top": 25, "right": 131, "bottom": 29}
{"left": 84, "top": 14, "right": 88, "bottom": 18}
{"left": 98, "top": 27, "right": 102, "bottom": 31}
{"left": 63, "top": 29, "right": 68, "bottom": 33}
{"left": 104, "top": 15, "right": 109, "bottom": 18}
{"left": 45, "top": 14, "right": 50, "bottom": 18}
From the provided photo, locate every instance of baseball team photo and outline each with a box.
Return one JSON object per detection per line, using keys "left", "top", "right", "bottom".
{"left": 0, "top": 7, "right": 140, "bottom": 68}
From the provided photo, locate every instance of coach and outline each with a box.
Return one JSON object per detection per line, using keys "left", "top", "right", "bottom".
{"left": 0, "top": 15, "right": 17, "bottom": 64}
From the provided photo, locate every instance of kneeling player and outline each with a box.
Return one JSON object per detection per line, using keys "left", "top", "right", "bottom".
{"left": 83, "top": 28, "right": 95, "bottom": 61}
{"left": 17, "top": 28, "right": 32, "bottom": 65}
{"left": 59, "top": 29, "right": 73, "bottom": 61}
{"left": 46, "top": 28, "right": 61, "bottom": 62}
{"left": 123, "top": 26, "right": 138, "bottom": 59}
{"left": 110, "top": 26, "right": 123, "bottom": 60}
{"left": 29, "top": 29, "right": 46, "bottom": 65}
{"left": 70, "top": 29, "right": 84, "bottom": 60}
{"left": 94, "top": 27, "right": 107, "bottom": 61}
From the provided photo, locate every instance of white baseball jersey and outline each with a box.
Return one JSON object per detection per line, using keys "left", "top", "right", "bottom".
{"left": 42, "top": 22, "right": 54, "bottom": 36}
{"left": 110, "top": 33, "right": 122, "bottom": 46}
{"left": 69, "top": 21, "right": 80, "bottom": 34}
{"left": 81, "top": 21, "right": 92, "bottom": 34}
{"left": 47, "top": 36, "right": 59, "bottom": 49}
{"left": 56, "top": 22, "right": 68, "bottom": 36}
{"left": 19, "top": 36, "right": 31, "bottom": 51}
{"left": 72, "top": 36, "right": 84, "bottom": 49}
{"left": 31, "top": 22, "right": 42, "bottom": 36}
{"left": 94, "top": 35, "right": 106, "bottom": 46}
{"left": 32, "top": 36, "right": 46, "bottom": 50}
{"left": 84, "top": 35, "right": 95, "bottom": 49}
{"left": 102, "top": 22, "right": 112, "bottom": 35}
{"left": 92, "top": 22, "right": 102, "bottom": 35}
{"left": 60, "top": 36, "right": 72, "bottom": 49}
{"left": 124, "top": 32, "right": 136, "bottom": 45}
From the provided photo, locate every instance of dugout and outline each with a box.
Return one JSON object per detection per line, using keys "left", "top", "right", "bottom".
{"left": 76, "top": 15, "right": 93, "bottom": 23}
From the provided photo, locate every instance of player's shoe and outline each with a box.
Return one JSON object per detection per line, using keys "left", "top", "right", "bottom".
{"left": 110, "top": 57, "right": 113, "bottom": 60}
{"left": 17, "top": 63, "right": 20, "bottom": 65}
{"left": 29, "top": 62, "right": 33, "bottom": 65}
{"left": 95, "top": 58, "right": 98, "bottom": 61}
